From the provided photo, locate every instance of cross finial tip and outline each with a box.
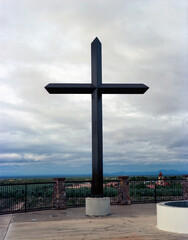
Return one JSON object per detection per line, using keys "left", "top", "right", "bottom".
{"left": 92, "top": 37, "right": 101, "bottom": 44}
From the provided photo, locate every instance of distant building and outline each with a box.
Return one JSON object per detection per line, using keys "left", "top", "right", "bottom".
{"left": 156, "top": 172, "right": 169, "bottom": 187}
{"left": 157, "top": 172, "right": 164, "bottom": 185}
{"left": 146, "top": 172, "right": 170, "bottom": 189}
{"left": 146, "top": 184, "right": 155, "bottom": 189}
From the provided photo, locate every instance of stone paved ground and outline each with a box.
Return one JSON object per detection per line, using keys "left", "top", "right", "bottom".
{"left": 1, "top": 204, "right": 188, "bottom": 240}
{"left": 0, "top": 214, "right": 12, "bottom": 240}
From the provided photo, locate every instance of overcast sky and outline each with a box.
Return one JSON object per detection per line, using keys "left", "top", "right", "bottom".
{"left": 0, "top": 0, "right": 187, "bottom": 177}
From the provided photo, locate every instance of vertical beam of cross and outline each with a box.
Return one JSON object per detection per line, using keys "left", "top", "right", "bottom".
{"left": 91, "top": 38, "right": 103, "bottom": 196}
{"left": 45, "top": 37, "right": 149, "bottom": 197}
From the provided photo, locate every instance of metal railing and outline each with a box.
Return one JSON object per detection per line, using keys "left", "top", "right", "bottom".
{"left": 0, "top": 182, "right": 54, "bottom": 214}
{"left": 65, "top": 180, "right": 92, "bottom": 207}
{"left": 0, "top": 180, "right": 120, "bottom": 214}
{"left": 65, "top": 180, "right": 120, "bottom": 207}
{"left": 0, "top": 178, "right": 184, "bottom": 214}
{"left": 129, "top": 178, "right": 183, "bottom": 203}
{"left": 103, "top": 180, "right": 119, "bottom": 204}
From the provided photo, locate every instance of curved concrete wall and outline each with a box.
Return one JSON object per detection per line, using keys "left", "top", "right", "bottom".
{"left": 157, "top": 201, "right": 188, "bottom": 234}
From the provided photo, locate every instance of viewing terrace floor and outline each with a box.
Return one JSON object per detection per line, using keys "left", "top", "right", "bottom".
{"left": 1, "top": 204, "right": 188, "bottom": 240}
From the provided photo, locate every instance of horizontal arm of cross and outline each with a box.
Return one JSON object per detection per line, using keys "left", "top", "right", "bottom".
{"left": 45, "top": 84, "right": 96, "bottom": 94}
{"left": 99, "top": 84, "right": 149, "bottom": 94}
{"left": 45, "top": 83, "right": 149, "bottom": 94}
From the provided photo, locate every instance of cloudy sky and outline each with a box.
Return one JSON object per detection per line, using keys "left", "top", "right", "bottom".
{"left": 0, "top": 0, "right": 187, "bottom": 177}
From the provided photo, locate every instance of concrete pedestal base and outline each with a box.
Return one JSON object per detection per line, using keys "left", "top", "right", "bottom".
{"left": 86, "top": 197, "right": 110, "bottom": 216}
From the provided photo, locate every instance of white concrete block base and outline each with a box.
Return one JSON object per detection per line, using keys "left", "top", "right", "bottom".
{"left": 157, "top": 201, "right": 188, "bottom": 234}
{"left": 86, "top": 197, "right": 110, "bottom": 216}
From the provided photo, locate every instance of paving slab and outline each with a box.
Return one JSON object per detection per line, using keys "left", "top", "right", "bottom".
{"left": 2, "top": 204, "right": 188, "bottom": 240}
{"left": 0, "top": 214, "right": 12, "bottom": 240}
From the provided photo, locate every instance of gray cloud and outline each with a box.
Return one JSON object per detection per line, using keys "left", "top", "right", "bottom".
{"left": 0, "top": 0, "right": 187, "bottom": 176}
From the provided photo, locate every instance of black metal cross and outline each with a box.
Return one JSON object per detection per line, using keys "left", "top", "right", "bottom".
{"left": 45, "top": 37, "right": 149, "bottom": 197}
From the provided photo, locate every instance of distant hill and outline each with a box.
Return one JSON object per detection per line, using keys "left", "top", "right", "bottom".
{"left": 104, "top": 170, "right": 188, "bottom": 177}
{"left": 1, "top": 169, "right": 187, "bottom": 178}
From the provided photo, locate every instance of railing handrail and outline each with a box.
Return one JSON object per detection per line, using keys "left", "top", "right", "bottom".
{"left": 0, "top": 181, "right": 55, "bottom": 186}
{"left": 129, "top": 178, "right": 183, "bottom": 181}
{"left": 65, "top": 180, "right": 92, "bottom": 184}
{"left": 0, "top": 178, "right": 183, "bottom": 186}
{"left": 103, "top": 179, "right": 120, "bottom": 182}
{"left": 66, "top": 179, "right": 120, "bottom": 183}
{"left": 0, "top": 179, "right": 121, "bottom": 186}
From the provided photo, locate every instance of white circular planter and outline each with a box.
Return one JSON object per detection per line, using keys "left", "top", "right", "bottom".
{"left": 157, "top": 201, "right": 188, "bottom": 234}
{"left": 86, "top": 197, "right": 110, "bottom": 216}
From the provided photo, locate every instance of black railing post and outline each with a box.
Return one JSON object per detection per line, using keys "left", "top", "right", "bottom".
{"left": 25, "top": 183, "right": 27, "bottom": 213}
{"left": 155, "top": 183, "right": 157, "bottom": 203}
